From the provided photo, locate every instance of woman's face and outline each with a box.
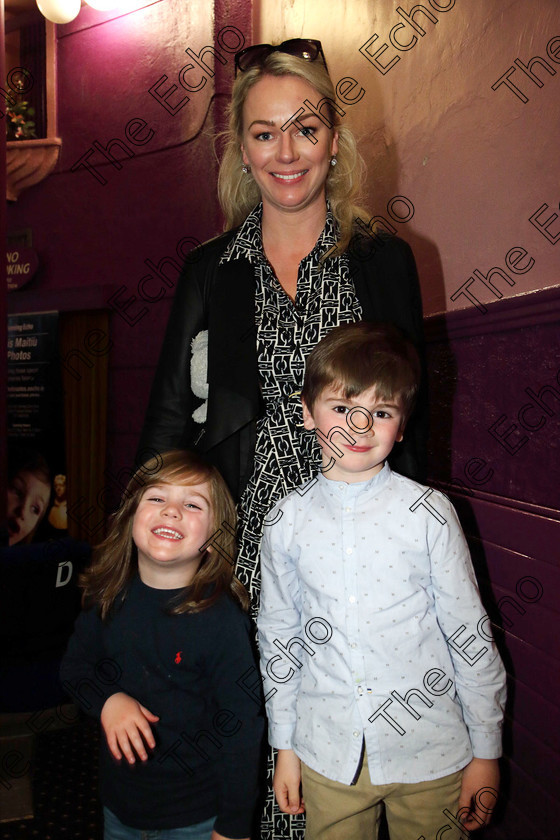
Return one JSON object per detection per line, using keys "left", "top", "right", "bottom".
{"left": 240, "top": 74, "right": 338, "bottom": 217}
{"left": 7, "top": 470, "right": 51, "bottom": 545}
{"left": 53, "top": 475, "right": 66, "bottom": 500}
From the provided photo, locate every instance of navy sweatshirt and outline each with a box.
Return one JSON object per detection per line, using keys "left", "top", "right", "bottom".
{"left": 60, "top": 576, "right": 264, "bottom": 837}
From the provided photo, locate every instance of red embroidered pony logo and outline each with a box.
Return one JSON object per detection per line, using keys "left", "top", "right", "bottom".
{"left": 175, "top": 651, "right": 182, "bottom": 664}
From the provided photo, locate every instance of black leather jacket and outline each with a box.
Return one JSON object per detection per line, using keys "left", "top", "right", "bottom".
{"left": 137, "top": 228, "right": 427, "bottom": 500}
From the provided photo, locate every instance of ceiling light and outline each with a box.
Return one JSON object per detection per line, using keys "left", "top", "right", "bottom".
{"left": 35, "top": 0, "right": 81, "bottom": 24}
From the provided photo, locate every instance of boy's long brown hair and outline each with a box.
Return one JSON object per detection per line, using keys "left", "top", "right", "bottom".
{"left": 80, "top": 450, "right": 248, "bottom": 619}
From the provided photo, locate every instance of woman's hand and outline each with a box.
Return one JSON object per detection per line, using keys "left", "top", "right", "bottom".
{"left": 274, "top": 749, "right": 305, "bottom": 815}
{"left": 100, "top": 692, "right": 159, "bottom": 764}
{"left": 458, "top": 757, "right": 500, "bottom": 830}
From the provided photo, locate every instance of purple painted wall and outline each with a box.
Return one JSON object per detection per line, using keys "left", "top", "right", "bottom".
{"left": 426, "top": 288, "right": 560, "bottom": 511}
{"left": 0, "top": 0, "right": 7, "bottom": 505}
{"left": 6, "top": 0, "right": 252, "bottom": 495}
{"left": 425, "top": 289, "right": 560, "bottom": 839}
{"left": 258, "top": 0, "right": 560, "bottom": 316}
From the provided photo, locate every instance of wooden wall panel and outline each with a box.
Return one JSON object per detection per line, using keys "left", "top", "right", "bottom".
{"left": 426, "top": 286, "right": 560, "bottom": 840}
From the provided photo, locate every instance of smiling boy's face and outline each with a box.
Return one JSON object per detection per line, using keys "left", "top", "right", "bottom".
{"left": 302, "top": 385, "right": 405, "bottom": 484}
{"left": 7, "top": 470, "right": 51, "bottom": 545}
{"left": 132, "top": 482, "right": 215, "bottom": 589}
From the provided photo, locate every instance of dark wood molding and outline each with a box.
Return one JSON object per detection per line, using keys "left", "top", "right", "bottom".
{"left": 424, "top": 285, "right": 560, "bottom": 342}
{"left": 430, "top": 478, "right": 560, "bottom": 522}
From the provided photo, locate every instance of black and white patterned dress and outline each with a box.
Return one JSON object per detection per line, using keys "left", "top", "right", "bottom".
{"left": 220, "top": 203, "right": 362, "bottom": 839}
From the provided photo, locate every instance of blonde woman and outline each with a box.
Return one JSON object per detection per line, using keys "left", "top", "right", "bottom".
{"left": 139, "top": 39, "right": 425, "bottom": 839}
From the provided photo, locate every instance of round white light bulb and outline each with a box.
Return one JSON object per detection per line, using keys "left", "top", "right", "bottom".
{"left": 36, "top": 0, "right": 81, "bottom": 23}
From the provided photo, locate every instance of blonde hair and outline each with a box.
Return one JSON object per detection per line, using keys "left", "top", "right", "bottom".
{"left": 218, "top": 51, "right": 369, "bottom": 255}
{"left": 80, "top": 450, "right": 248, "bottom": 619}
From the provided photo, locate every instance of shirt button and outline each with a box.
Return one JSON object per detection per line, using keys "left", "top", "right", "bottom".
{"left": 349, "top": 596, "right": 356, "bottom": 604}
{"left": 351, "top": 643, "right": 357, "bottom": 649}
{"left": 346, "top": 547, "right": 353, "bottom": 555}
{"left": 345, "top": 506, "right": 352, "bottom": 512}
{"left": 353, "top": 730, "right": 360, "bottom": 738}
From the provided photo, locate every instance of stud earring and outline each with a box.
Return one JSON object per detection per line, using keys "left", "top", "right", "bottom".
{"left": 330, "top": 156, "right": 337, "bottom": 167}
{"left": 242, "top": 164, "right": 251, "bottom": 174}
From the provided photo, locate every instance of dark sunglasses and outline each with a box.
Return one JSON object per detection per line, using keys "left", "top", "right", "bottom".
{"left": 234, "top": 38, "right": 328, "bottom": 76}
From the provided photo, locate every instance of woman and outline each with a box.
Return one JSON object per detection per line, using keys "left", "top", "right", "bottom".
{"left": 138, "top": 38, "right": 425, "bottom": 840}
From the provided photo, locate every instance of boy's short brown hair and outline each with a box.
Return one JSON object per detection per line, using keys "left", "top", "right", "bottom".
{"left": 302, "top": 322, "right": 421, "bottom": 425}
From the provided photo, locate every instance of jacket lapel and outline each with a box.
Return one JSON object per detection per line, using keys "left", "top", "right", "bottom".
{"left": 348, "top": 248, "right": 376, "bottom": 320}
{"left": 204, "top": 257, "right": 261, "bottom": 449}
{"left": 202, "top": 241, "right": 385, "bottom": 452}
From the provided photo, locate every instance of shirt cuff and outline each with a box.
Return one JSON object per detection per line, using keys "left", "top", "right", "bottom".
{"left": 268, "top": 723, "right": 295, "bottom": 750}
{"left": 469, "top": 728, "right": 503, "bottom": 759}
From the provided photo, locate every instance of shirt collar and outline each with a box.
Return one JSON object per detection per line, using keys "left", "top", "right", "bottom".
{"left": 220, "top": 201, "right": 340, "bottom": 266}
{"left": 220, "top": 204, "right": 266, "bottom": 266}
{"left": 317, "top": 461, "right": 392, "bottom": 497}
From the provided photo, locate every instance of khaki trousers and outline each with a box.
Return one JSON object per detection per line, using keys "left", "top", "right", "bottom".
{"left": 301, "top": 753, "right": 466, "bottom": 840}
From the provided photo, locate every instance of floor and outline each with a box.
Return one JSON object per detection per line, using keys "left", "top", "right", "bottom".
{"left": 0, "top": 709, "right": 102, "bottom": 840}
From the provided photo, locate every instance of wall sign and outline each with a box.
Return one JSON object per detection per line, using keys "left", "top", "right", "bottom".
{"left": 6, "top": 247, "right": 39, "bottom": 291}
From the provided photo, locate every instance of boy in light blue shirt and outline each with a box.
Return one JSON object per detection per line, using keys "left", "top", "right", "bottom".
{"left": 257, "top": 322, "right": 506, "bottom": 840}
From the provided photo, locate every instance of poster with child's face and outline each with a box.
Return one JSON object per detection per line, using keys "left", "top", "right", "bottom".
{"left": 6, "top": 312, "right": 66, "bottom": 546}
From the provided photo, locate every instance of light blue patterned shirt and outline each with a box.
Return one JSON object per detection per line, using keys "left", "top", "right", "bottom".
{"left": 257, "top": 464, "right": 506, "bottom": 785}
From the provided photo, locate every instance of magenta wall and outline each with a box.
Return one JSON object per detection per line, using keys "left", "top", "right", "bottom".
{"left": 257, "top": 0, "right": 560, "bottom": 316}
{"left": 1, "top": 0, "right": 6, "bottom": 501}
{"left": 424, "top": 291, "right": 560, "bottom": 839}
{"left": 6, "top": 0, "right": 252, "bottom": 498}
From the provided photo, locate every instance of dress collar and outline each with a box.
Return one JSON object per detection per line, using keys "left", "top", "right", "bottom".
{"left": 220, "top": 201, "right": 340, "bottom": 266}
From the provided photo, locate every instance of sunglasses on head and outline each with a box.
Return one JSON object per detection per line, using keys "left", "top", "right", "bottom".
{"left": 234, "top": 38, "right": 328, "bottom": 77}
